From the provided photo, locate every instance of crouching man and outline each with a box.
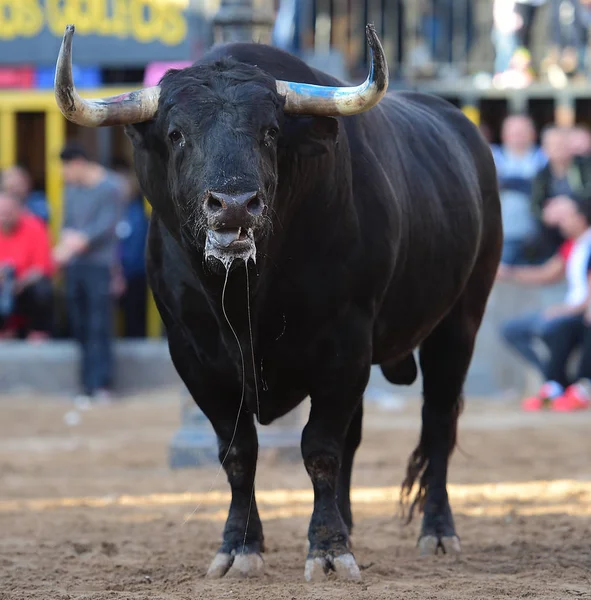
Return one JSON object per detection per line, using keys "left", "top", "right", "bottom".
{"left": 0, "top": 190, "right": 54, "bottom": 340}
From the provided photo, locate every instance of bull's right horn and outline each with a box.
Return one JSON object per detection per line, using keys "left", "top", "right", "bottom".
{"left": 54, "top": 25, "right": 160, "bottom": 127}
{"left": 276, "top": 23, "right": 389, "bottom": 117}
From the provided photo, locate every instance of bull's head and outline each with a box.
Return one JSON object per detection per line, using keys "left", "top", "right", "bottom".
{"left": 54, "top": 24, "right": 388, "bottom": 268}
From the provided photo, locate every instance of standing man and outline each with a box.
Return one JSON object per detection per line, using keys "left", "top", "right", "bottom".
{"left": 54, "top": 143, "right": 123, "bottom": 402}
{"left": 491, "top": 114, "right": 547, "bottom": 265}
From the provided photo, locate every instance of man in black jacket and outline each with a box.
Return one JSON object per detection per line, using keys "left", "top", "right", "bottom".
{"left": 527, "top": 124, "right": 591, "bottom": 262}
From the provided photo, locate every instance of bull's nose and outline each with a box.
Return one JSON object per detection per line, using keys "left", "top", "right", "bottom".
{"left": 204, "top": 190, "right": 264, "bottom": 221}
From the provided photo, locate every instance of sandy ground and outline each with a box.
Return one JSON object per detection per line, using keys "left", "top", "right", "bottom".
{"left": 2, "top": 391, "right": 591, "bottom": 599}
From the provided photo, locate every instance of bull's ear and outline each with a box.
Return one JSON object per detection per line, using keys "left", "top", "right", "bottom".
{"left": 280, "top": 116, "right": 339, "bottom": 157}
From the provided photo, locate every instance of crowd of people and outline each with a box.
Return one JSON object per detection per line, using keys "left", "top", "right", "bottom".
{"left": 491, "top": 115, "right": 591, "bottom": 412}
{"left": 492, "top": 0, "right": 591, "bottom": 88}
{"left": 412, "top": 1, "right": 591, "bottom": 88}
{"left": 0, "top": 145, "right": 149, "bottom": 403}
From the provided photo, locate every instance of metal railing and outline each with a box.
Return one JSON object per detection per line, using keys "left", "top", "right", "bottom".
{"left": 271, "top": 0, "right": 564, "bottom": 84}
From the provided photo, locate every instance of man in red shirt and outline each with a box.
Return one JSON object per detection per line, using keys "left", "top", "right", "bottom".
{"left": 0, "top": 190, "right": 54, "bottom": 340}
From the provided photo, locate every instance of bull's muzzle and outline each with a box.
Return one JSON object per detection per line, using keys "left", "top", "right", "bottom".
{"left": 204, "top": 190, "right": 264, "bottom": 224}
{"left": 203, "top": 190, "right": 262, "bottom": 266}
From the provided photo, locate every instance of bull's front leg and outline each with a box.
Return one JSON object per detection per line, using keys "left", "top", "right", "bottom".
{"left": 302, "top": 393, "right": 365, "bottom": 582}
{"left": 206, "top": 410, "right": 265, "bottom": 579}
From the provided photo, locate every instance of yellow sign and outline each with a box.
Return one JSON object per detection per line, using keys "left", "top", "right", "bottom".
{"left": 0, "top": 0, "right": 188, "bottom": 46}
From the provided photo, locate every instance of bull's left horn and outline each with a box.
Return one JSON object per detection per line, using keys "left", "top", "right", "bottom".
{"left": 276, "top": 23, "right": 388, "bottom": 117}
{"left": 54, "top": 25, "right": 160, "bottom": 127}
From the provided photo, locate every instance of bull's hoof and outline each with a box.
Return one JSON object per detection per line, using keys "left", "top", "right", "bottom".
{"left": 418, "top": 534, "right": 461, "bottom": 556}
{"left": 304, "top": 552, "right": 361, "bottom": 582}
{"left": 206, "top": 550, "right": 264, "bottom": 579}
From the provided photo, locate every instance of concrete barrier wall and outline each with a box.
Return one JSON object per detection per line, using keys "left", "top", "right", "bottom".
{"left": 0, "top": 282, "right": 566, "bottom": 398}
{"left": 0, "top": 340, "right": 179, "bottom": 395}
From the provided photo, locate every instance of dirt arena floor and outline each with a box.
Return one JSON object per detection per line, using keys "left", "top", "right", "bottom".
{"left": 2, "top": 391, "right": 591, "bottom": 599}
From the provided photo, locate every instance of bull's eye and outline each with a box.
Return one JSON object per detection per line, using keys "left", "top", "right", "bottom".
{"left": 168, "top": 129, "right": 184, "bottom": 146}
{"left": 264, "top": 127, "right": 279, "bottom": 147}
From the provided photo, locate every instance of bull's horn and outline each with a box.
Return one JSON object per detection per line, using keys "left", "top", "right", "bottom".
{"left": 276, "top": 23, "right": 388, "bottom": 116}
{"left": 54, "top": 25, "right": 160, "bottom": 127}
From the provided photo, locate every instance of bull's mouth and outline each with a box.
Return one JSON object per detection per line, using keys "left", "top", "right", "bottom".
{"left": 205, "top": 227, "right": 257, "bottom": 266}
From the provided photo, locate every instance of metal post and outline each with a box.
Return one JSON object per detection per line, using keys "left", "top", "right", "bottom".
{"left": 45, "top": 110, "right": 66, "bottom": 243}
{"left": 169, "top": 388, "right": 219, "bottom": 468}
{"left": 299, "top": 1, "right": 348, "bottom": 79}
{"left": 0, "top": 108, "right": 16, "bottom": 171}
{"left": 555, "top": 93, "right": 575, "bottom": 127}
{"left": 212, "top": 0, "right": 275, "bottom": 44}
{"left": 169, "top": 385, "right": 308, "bottom": 468}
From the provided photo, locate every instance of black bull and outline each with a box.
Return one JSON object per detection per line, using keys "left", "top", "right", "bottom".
{"left": 55, "top": 27, "right": 502, "bottom": 581}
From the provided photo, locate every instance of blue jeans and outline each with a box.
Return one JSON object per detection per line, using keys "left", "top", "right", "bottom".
{"left": 501, "top": 239, "right": 528, "bottom": 266}
{"left": 66, "top": 263, "right": 114, "bottom": 395}
{"left": 501, "top": 311, "right": 580, "bottom": 378}
{"left": 542, "top": 313, "right": 586, "bottom": 386}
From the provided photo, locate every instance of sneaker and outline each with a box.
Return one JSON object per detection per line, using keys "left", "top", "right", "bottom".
{"left": 522, "top": 381, "right": 563, "bottom": 412}
{"left": 92, "top": 388, "right": 114, "bottom": 405}
{"left": 74, "top": 394, "right": 92, "bottom": 411}
{"left": 552, "top": 382, "right": 591, "bottom": 412}
{"left": 26, "top": 331, "right": 50, "bottom": 343}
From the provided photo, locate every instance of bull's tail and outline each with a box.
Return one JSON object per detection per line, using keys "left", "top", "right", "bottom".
{"left": 399, "top": 394, "right": 464, "bottom": 524}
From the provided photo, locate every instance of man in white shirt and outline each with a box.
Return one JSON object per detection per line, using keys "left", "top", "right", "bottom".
{"left": 498, "top": 194, "right": 591, "bottom": 407}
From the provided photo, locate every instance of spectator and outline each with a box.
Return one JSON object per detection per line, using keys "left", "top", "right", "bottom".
{"left": 569, "top": 124, "right": 591, "bottom": 157}
{"left": 0, "top": 190, "right": 53, "bottom": 340}
{"left": 112, "top": 160, "right": 149, "bottom": 338}
{"left": 528, "top": 124, "right": 591, "bottom": 261}
{"left": 491, "top": 114, "right": 547, "bottom": 265}
{"left": 498, "top": 194, "right": 591, "bottom": 408}
{"left": 54, "top": 143, "right": 123, "bottom": 403}
{"left": 1, "top": 165, "right": 50, "bottom": 224}
{"left": 543, "top": 0, "right": 591, "bottom": 87}
{"left": 530, "top": 297, "right": 591, "bottom": 411}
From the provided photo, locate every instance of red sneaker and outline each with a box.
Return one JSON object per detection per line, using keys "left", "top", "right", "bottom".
{"left": 522, "top": 382, "right": 561, "bottom": 412}
{"left": 552, "top": 383, "right": 591, "bottom": 412}
{"left": 26, "top": 331, "right": 49, "bottom": 343}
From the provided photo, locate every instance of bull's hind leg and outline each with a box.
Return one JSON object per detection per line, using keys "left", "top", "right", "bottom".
{"left": 402, "top": 277, "right": 493, "bottom": 556}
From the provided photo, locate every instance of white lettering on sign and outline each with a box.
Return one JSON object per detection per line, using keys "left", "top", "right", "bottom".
{"left": 0, "top": 0, "right": 188, "bottom": 45}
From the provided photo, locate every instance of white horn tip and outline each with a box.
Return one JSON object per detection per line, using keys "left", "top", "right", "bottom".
{"left": 365, "top": 23, "right": 388, "bottom": 93}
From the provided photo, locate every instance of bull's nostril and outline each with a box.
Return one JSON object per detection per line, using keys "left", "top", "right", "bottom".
{"left": 247, "top": 195, "right": 263, "bottom": 215}
{"left": 206, "top": 195, "right": 224, "bottom": 213}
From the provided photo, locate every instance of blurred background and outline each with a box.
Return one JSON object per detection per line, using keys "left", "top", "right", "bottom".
{"left": 1, "top": 0, "right": 591, "bottom": 407}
